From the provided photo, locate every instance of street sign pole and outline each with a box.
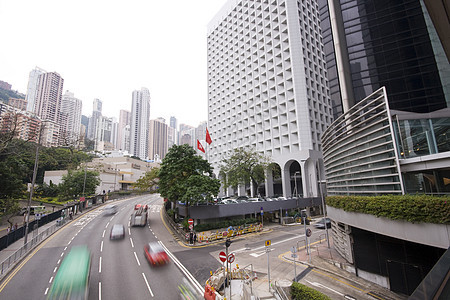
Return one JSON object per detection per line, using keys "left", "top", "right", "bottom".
{"left": 267, "top": 245, "right": 270, "bottom": 291}
{"left": 292, "top": 246, "right": 297, "bottom": 281}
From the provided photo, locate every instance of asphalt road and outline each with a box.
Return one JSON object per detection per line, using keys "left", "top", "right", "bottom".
{"left": 0, "top": 194, "right": 398, "bottom": 300}
{"left": 0, "top": 194, "right": 203, "bottom": 300}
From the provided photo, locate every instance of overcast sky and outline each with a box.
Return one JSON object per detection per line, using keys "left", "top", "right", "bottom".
{"left": 0, "top": 0, "right": 228, "bottom": 127}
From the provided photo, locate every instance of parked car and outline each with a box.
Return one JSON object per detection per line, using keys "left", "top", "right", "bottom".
{"left": 235, "top": 196, "right": 249, "bottom": 202}
{"left": 248, "top": 197, "right": 264, "bottom": 202}
{"left": 144, "top": 242, "right": 170, "bottom": 266}
{"left": 110, "top": 224, "right": 125, "bottom": 239}
{"left": 314, "top": 217, "right": 331, "bottom": 229}
{"left": 277, "top": 196, "right": 287, "bottom": 201}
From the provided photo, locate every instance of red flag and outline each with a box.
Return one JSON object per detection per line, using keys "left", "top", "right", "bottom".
{"left": 206, "top": 128, "right": 212, "bottom": 145}
{"left": 197, "top": 139, "right": 205, "bottom": 153}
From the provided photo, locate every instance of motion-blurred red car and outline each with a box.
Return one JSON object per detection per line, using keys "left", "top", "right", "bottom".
{"left": 144, "top": 242, "right": 169, "bottom": 266}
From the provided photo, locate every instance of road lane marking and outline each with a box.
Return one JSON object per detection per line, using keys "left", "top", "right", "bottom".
{"left": 53, "top": 267, "right": 58, "bottom": 272}
{"left": 134, "top": 252, "right": 141, "bottom": 266}
{"left": 128, "top": 227, "right": 131, "bottom": 235}
{"left": 99, "top": 257, "right": 102, "bottom": 273}
{"left": 306, "top": 280, "right": 344, "bottom": 296}
{"left": 64, "top": 247, "right": 67, "bottom": 251}
{"left": 57, "top": 259, "right": 60, "bottom": 264}
{"left": 45, "top": 287, "right": 49, "bottom": 295}
{"left": 102, "top": 230, "right": 106, "bottom": 238}
{"left": 101, "top": 241, "right": 103, "bottom": 252}
{"left": 130, "top": 237, "right": 134, "bottom": 248}
{"left": 60, "top": 252, "right": 64, "bottom": 257}
{"left": 99, "top": 282, "right": 102, "bottom": 300}
{"left": 105, "top": 222, "right": 110, "bottom": 228}
{"left": 159, "top": 241, "right": 204, "bottom": 295}
{"left": 310, "top": 268, "right": 375, "bottom": 297}
{"left": 49, "top": 276, "right": 53, "bottom": 283}
{"left": 142, "top": 273, "right": 154, "bottom": 297}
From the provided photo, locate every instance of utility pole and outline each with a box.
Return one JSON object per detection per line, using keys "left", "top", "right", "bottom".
{"left": 24, "top": 141, "right": 40, "bottom": 246}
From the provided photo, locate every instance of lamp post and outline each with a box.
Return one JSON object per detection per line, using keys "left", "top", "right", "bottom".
{"left": 24, "top": 142, "right": 39, "bottom": 246}
{"left": 82, "top": 165, "right": 87, "bottom": 197}
{"left": 293, "top": 171, "right": 300, "bottom": 197}
{"left": 319, "top": 179, "right": 330, "bottom": 248}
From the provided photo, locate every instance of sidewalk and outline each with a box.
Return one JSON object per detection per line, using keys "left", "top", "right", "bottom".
{"left": 251, "top": 225, "right": 406, "bottom": 300}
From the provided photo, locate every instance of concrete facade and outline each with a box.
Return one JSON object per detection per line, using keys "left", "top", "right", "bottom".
{"left": 207, "top": 0, "right": 333, "bottom": 198}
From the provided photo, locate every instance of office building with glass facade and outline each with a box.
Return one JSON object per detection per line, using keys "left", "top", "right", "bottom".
{"left": 320, "top": 0, "right": 449, "bottom": 295}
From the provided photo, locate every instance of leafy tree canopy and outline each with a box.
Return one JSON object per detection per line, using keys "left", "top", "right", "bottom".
{"left": 158, "top": 144, "right": 220, "bottom": 209}
{"left": 59, "top": 169, "right": 100, "bottom": 199}
{"left": 133, "top": 167, "right": 160, "bottom": 192}
{"left": 221, "top": 147, "right": 272, "bottom": 196}
{"left": 182, "top": 174, "right": 221, "bottom": 204}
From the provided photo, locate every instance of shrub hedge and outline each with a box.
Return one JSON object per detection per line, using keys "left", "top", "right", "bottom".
{"left": 291, "top": 282, "right": 331, "bottom": 300}
{"left": 327, "top": 195, "right": 450, "bottom": 224}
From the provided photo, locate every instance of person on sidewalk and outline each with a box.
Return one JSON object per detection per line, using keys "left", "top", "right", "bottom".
{"left": 194, "top": 232, "right": 197, "bottom": 245}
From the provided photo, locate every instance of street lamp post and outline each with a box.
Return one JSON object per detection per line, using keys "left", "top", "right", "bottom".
{"left": 319, "top": 180, "right": 330, "bottom": 248}
{"left": 24, "top": 142, "right": 39, "bottom": 246}
{"left": 293, "top": 171, "right": 300, "bottom": 197}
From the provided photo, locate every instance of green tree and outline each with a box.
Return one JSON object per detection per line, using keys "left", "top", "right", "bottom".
{"left": 59, "top": 169, "right": 100, "bottom": 199}
{"left": 221, "top": 147, "right": 272, "bottom": 196}
{"left": 182, "top": 174, "right": 221, "bottom": 204}
{"left": 158, "top": 144, "right": 220, "bottom": 215}
{"left": 133, "top": 167, "right": 160, "bottom": 192}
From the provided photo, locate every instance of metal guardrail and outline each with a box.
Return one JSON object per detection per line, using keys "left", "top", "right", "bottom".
{"left": 0, "top": 223, "right": 59, "bottom": 279}
{"left": 272, "top": 280, "right": 290, "bottom": 300}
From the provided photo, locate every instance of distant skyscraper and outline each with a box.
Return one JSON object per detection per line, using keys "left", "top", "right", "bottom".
{"left": 60, "top": 90, "right": 82, "bottom": 146}
{"left": 88, "top": 98, "right": 102, "bottom": 140}
{"left": 179, "top": 124, "right": 195, "bottom": 147}
{"left": 118, "top": 109, "right": 131, "bottom": 151}
{"left": 25, "top": 67, "right": 45, "bottom": 113}
{"left": 169, "top": 116, "right": 178, "bottom": 146}
{"left": 34, "top": 72, "right": 64, "bottom": 123}
{"left": 130, "top": 88, "right": 150, "bottom": 160}
{"left": 170, "top": 116, "right": 178, "bottom": 129}
{"left": 95, "top": 115, "right": 114, "bottom": 151}
{"left": 148, "top": 119, "right": 168, "bottom": 161}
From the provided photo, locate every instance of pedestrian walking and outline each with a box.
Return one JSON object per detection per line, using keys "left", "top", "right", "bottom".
{"left": 189, "top": 232, "right": 193, "bottom": 245}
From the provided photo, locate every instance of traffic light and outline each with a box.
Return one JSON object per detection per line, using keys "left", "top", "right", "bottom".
{"left": 225, "top": 238, "right": 232, "bottom": 248}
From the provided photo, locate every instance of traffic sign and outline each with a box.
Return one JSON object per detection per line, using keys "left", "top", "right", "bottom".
{"left": 219, "top": 251, "right": 227, "bottom": 262}
{"left": 306, "top": 228, "right": 312, "bottom": 237}
{"left": 228, "top": 253, "right": 235, "bottom": 263}
{"left": 188, "top": 218, "right": 194, "bottom": 225}
{"left": 189, "top": 224, "right": 193, "bottom": 230}
{"left": 265, "top": 240, "right": 271, "bottom": 246}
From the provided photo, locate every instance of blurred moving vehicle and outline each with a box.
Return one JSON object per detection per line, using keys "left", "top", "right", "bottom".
{"left": 110, "top": 224, "right": 125, "bottom": 239}
{"left": 314, "top": 217, "right": 331, "bottom": 229}
{"left": 104, "top": 204, "right": 118, "bottom": 215}
{"left": 47, "top": 246, "right": 91, "bottom": 300}
{"left": 131, "top": 204, "right": 148, "bottom": 226}
{"left": 144, "top": 242, "right": 170, "bottom": 266}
